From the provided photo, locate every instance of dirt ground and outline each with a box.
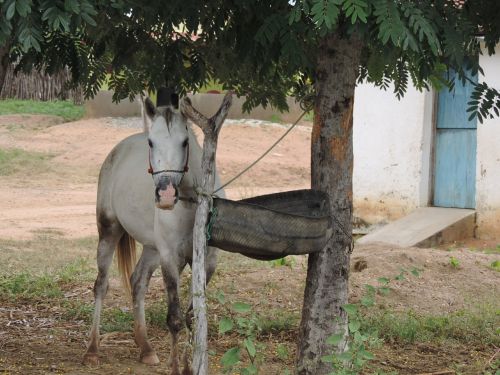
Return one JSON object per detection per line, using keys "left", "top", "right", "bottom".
{"left": 0, "top": 114, "right": 499, "bottom": 374}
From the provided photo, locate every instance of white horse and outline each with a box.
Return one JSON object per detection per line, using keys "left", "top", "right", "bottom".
{"left": 83, "top": 96, "right": 225, "bottom": 374}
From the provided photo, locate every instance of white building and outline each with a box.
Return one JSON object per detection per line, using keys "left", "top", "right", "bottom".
{"left": 353, "top": 44, "right": 500, "bottom": 239}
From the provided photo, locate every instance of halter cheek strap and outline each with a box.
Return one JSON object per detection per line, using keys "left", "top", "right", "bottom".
{"left": 148, "top": 142, "right": 190, "bottom": 176}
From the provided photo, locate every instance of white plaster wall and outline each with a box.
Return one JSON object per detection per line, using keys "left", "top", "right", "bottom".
{"left": 476, "top": 45, "right": 500, "bottom": 237}
{"left": 353, "top": 83, "right": 432, "bottom": 223}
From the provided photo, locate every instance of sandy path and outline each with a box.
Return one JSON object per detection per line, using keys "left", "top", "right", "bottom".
{"left": 0, "top": 115, "right": 310, "bottom": 239}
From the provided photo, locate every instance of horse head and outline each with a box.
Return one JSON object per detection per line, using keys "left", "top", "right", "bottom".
{"left": 143, "top": 97, "right": 190, "bottom": 210}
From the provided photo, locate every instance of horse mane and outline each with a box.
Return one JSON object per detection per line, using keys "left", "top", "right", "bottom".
{"left": 143, "top": 88, "right": 178, "bottom": 133}
{"left": 142, "top": 104, "right": 174, "bottom": 133}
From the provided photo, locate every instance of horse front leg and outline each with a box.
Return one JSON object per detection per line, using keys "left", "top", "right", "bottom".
{"left": 131, "top": 245, "right": 160, "bottom": 365}
{"left": 159, "top": 254, "right": 186, "bottom": 375}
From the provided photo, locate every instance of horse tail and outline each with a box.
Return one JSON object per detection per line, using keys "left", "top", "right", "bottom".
{"left": 116, "top": 233, "right": 137, "bottom": 297}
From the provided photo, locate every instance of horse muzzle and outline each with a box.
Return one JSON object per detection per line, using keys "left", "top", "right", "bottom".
{"left": 155, "top": 176, "right": 179, "bottom": 210}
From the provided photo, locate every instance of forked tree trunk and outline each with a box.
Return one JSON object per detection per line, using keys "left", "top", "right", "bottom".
{"left": 296, "top": 34, "right": 362, "bottom": 374}
{"left": 183, "top": 92, "right": 232, "bottom": 375}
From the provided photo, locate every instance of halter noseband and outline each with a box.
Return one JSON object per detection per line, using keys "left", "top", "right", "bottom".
{"left": 147, "top": 142, "right": 190, "bottom": 176}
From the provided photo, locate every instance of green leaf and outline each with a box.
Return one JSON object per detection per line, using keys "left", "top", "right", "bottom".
{"left": 221, "top": 347, "right": 240, "bottom": 368}
{"left": 335, "top": 351, "right": 352, "bottom": 362}
{"left": 215, "top": 290, "right": 225, "bottom": 305}
{"left": 241, "top": 364, "right": 258, "bottom": 375}
{"left": 6, "top": 1, "right": 16, "bottom": 20}
{"left": 232, "top": 302, "right": 252, "bottom": 313}
{"left": 359, "top": 348, "right": 375, "bottom": 360}
{"left": 342, "top": 304, "right": 358, "bottom": 316}
{"left": 348, "top": 320, "right": 361, "bottom": 333}
{"left": 321, "top": 354, "right": 335, "bottom": 363}
{"left": 81, "top": 11, "right": 97, "bottom": 26}
{"left": 218, "top": 317, "right": 233, "bottom": 334}
{"left": 244, "top": 337, "right": 256, "bottom": 358}
{"left": 410, "top": 267, "right": 420, "bottom": 277}
{"left": 16, "top": 0, "right": 31, "bottom": 17}
{"left": 326, "top": 333, "right": 344, "bottom": 346}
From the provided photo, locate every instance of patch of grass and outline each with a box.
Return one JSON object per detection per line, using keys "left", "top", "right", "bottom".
{"left": 0, "top": 257, "right": 95, "bottom": 301}
{"left": 0, "top": 272, "right": 63, "bottom": 299}
{"left": 146, "top": 299, "right": 167, "bottom": 329}
{"left": 0, "top": 235, "right": 98, "bottom": 275}
{"left": 0, "top": 99, "right": 85, "bottom": 122}
{"left": 63, "top": 301, "right": 134, "bottom": 332}
{"left": 484, "top": 245, "right": 500, "bottom": 255}
{"left": 101, "top": 307, "right": 134, "bottom": 332}
{"left": 62, "top": 300, "right": 93, "bottom": 322}
{"left": 490, "top": 260, "right": 500, "bottom": 272}
{"left": 257, "top": 310, "right": 299, "bottom": 336}
{"left": 362, "top": 305, "right": 500, "bottom": 347}
{"left": 0, "top": 148, "right": 54, "bottom": 176}
{"left": 269, "top": 114, "right": 283, "bottom": 123}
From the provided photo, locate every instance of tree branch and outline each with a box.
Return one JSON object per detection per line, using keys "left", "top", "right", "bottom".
{"left": 181, "top": 91, "right": 233, "bottom": 133}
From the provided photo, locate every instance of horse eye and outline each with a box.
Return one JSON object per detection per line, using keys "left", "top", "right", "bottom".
{"left": 182, "top": 138, "right": 188, "bottom": 148}
{"left": 148, "top": 139, "right": 153, "bottom": 148}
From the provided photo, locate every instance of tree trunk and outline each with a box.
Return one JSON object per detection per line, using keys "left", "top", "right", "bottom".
{"left": 296, "top": 33, "right": 362, "bottom": 374}
{"left": 183, "top": 92, "right": 232, "bottom": 375}
{"left": 0, "top": 42, "right": 10, "bottom": 94}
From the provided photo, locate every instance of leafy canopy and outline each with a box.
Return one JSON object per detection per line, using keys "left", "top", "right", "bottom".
{"left": 1, "top": 0, "right": 499, "bottom": 120}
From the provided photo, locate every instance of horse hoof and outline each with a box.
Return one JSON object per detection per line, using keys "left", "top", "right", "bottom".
{"left": 140, "top": 351, "right": 160, "bottom": 365}
{"left": 82, "top": 353, "right": 100, "bottom": 366}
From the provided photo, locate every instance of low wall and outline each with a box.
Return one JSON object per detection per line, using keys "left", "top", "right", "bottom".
{"left": 84, "top": 91, "right": 304, "bottom": 122}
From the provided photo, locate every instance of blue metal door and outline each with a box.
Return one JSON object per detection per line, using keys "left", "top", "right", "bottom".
{"left": 433, "top": 70, "right": 477, "bottom": 209}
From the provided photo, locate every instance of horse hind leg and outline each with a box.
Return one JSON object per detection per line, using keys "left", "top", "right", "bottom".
{"left": 131, "top": 245, "right": 160, "bottom": 365}
{"left": 83, "top": 213, "right": 124, "bottom": 365}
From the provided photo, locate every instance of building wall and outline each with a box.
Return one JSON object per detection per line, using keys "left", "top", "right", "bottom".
{"left": 353, "top": 45, "right": 500, "bottom": 239}
{"left": 352, "top": 84, "right": 433, "bottom": 224}
{"left": 476, "top": 46, "right": 500, "bottom": 238}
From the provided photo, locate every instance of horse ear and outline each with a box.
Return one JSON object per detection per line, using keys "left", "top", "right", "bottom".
{"left": 144, "top": 97, "right": 156, "bottom": 119}
{"left": 142, "top": 97, "right": 156, "bottom": 133}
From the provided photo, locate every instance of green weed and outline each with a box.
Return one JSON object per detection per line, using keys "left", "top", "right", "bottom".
{"left": 62, "top": 301, "right": 93, "bottom": 322}
{"left": 258, "top": 310, "right": 299, "bottom": 336}
{"left": 0, "top": 99, "right": 84, "bottom": 121}
{"left": 490, "top": 260, "right": 500, "bottom": 272}
{"left": 0, "top": 257, "right": 94, "bottom": 300}
{"left": 269, "top": 114, "right": 283, "bottom": 123}
{"left": 363, "top": 305, "right": 500, "bottom": 347}
{"left": 146, "top": 299, "right": 167, "bottom": 328}
{"left": 0, "top": 272, "right": 62, "bottom": 299}
{"left": 268, "top": 257, "right": 295, "bottom": 268}
{"left": 0, "top": 148, "right": 54, "bottom": 176}
{"left": 101, "top": 307, "right": 134, "bottom": 332}
{"left": 449, "top": 256, "right": 460, "bottom": 268}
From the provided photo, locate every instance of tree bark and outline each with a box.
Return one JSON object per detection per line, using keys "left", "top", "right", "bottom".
{"left": 0, "top": 42, "right": 10, "bottom": 94}
{"left": 183, "top": 92, "right": 232, "bottom": 375}
{"left": 296, "top": 33, "right": 362, "bottom": 374}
